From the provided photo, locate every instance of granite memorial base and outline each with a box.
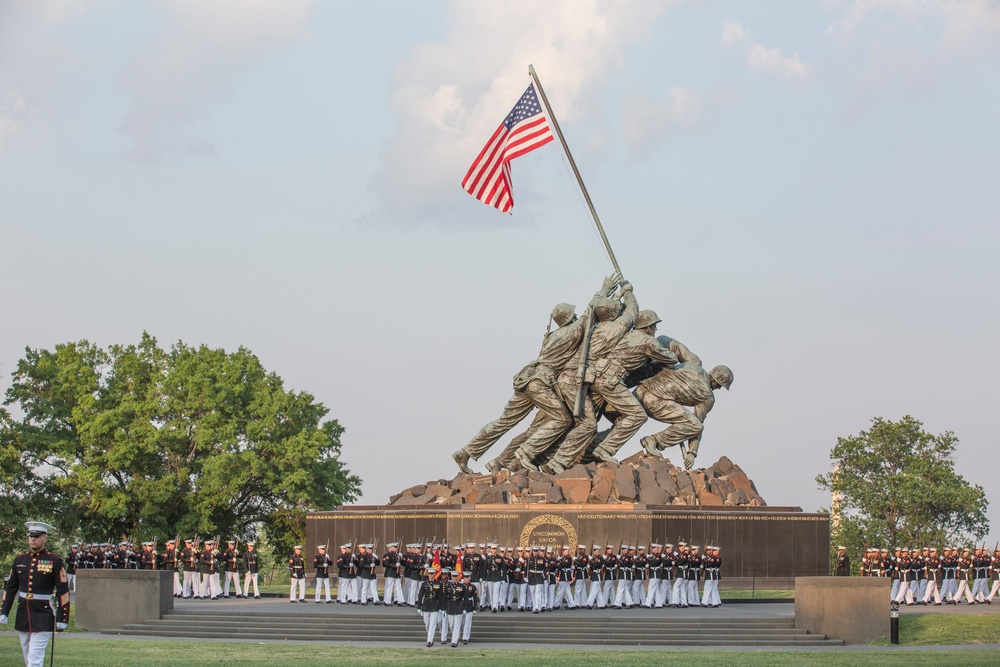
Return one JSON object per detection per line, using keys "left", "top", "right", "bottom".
{"left": 75, "top": 570, "right": 174, "bottom": 631}
{"left": 308, "top": 503, "right": 829, "bottom": 589}
{"left": 795, "top": 576, "right": 890, "bottom": 644}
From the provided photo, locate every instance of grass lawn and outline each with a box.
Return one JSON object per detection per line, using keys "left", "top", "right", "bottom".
{"left": 1, "top": 639, "right": 999, "bottom": 667}
{"left": 720, "top": 589, "right": 794, "bottom": 600}
{"left": 871, "top": 614, "right": 1000, "bottom": 646}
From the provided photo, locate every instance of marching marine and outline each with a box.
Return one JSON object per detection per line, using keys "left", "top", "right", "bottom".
{"left": 1, "top": 521, "right": 71, "bottom": 667}
{"left": 288, "top": 545, "right": 306, "bottom": 602}
{"left": 314, "top": 544, "right": 332, "bottom": 603}
{"left": 242, "top": 541, "right": 262, "bottom": 599}
{"left": 222, "top": 540, "right": 243, "bottom": 599}
{"left": 381, "top": 542, "right": 403, "bottom": 606}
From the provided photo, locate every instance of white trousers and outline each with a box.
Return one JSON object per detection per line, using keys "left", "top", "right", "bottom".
{"left": 631, "top": 580, "right": 644, "bottom": 605}
{"left": 67, "top": 574, "right": 76, "bottom": 592}
{"left": 940, "top": 578, "right": 957, "bottom": 601}
{"left": 480, "top": 581, "right": 491, "bottom": 608}
{"left": 488, "top": 581, "right": 503, "bottom": 610}
{"left": 499, "top": 582, "right": 509, "bottom": 607}
{"left": 614, "top": 579, "right": 633, "bottom": 607}
{"left": 573, "top": 579, "right": 588, "bottom": 607}
{"left": 201, "top": 573, "right": 222, "bottom": 598}
{"left": 672, "top": 577, "right": 688, "bottom": 606}
{"left": 439, "top": 610, "right": 449, "bottom": 642}
{"left": 644, "top": 578, "right": 661, "bottom": 607}
{"left": 546, "top": 583, "right": 555, "bottom": 609}
{"left": 515, "top": 583, "right": 528, "bottom": 609}
{"left": 359, "top": 578, "right": 379, "bottom": 603}
{"left": 462, "top": 611, "right": 473, "bottom": 641}
{"left": 916, "top": 579, "right": 928, "bottom": 601}
{"left": 687, "top": 579, "right": 699, "bottom": 604}
{"left": 955, "top": 579, "right": 974, "bottom": 603}
{"left": 586, "top": 579, "right": 605, "bottom": 607}
{"left": 290, "top": 577, "right": 306, "bottom": 601}
{"left": 529, "top": 584, "right": 545, "bottom": 611}
{"left": 971, "top": 578, "right": 988, "bottom": 601}
{"left": 224, "top": 571, "right": 242, "bottom": 596}
{"left": 890, "top": 579, "right": 901, "bottom": 601}
{"left": 404, "top": 578, "right": 419, "bottom": 605}
{"left": 987, "top": 580, "right": 999, "bottom": 601}
{"left": 337, "top": 577, "right": 357, "bottom": 603}
{"left": 922, "top": 579, "right": 941, "bottom": 604}
{"left": 314, "top": 577, "right": 332, "bottom": 601}
{"left": 554, "top": 581, "right": 574, "bottom": 607}
{"left": 182, "top": 571, "right": 198, "bottom": 597}
{"left": 244, "top": 572, "right": 260, "bottom": 597}
{"left": 19, "top": 631, "right": 52, "bottom": 667}
{"left": 173, "top": 572, "right": 182, "bottom": 595}
{"left": 701, "top": 579, "right": 721, "bottom": 606}
{"left": 383, "top": 577, "right": 402, "bottom": 604}
{"left": 448, "top": 614, "right": 463, "bottom": 645}
{"left": 422, "top": 611, "right": 438, "bottom": 645}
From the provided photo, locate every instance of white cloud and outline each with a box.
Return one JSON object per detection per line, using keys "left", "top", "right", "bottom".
{"left": 721, "top": 20, "right": 813, "bottom": 81}
{"left": 828, "top": 0, "right": 1000, "bottom": 56}
{"left": 622, "top": 86, "right": 700, "bottom": 155}
{"left": 0, "top": 85, "right": 27, "bottom": 152}
{"left": 17, "top": 0, "right": 110, "bottom": 23}
{"left": 824, "top": 1, "right": 1000, "bottom": 119}
{"left": 120, "top": 0, "right": 315, "bottom": 162}
{"left": 747, "top": 44, "right": 812, "bottom": 81}
{"left": 721, "top": 20, "right": 748, "bottom": 46}
{"left": 371, "top": 0, "right": 679, "bottom": 223}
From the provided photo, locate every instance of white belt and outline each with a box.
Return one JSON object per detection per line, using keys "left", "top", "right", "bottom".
{"left": 19, "top": 592, "right": 51, "bottom": 601}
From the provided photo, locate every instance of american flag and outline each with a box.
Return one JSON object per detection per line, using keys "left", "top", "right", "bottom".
{"left": 462, "top": 83, "right": 554, "bottom": 213}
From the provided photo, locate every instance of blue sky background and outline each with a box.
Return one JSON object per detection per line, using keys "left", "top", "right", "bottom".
{"left": 2, "top": 0, "right": 998, "bottom": 546}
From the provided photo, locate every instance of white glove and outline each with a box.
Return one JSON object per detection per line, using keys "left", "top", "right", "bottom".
{"left": 56, "top": 622, "right": 68, "bottom": 631}
{"left": 0, "top": 614, "right": 8, "bottom": 624}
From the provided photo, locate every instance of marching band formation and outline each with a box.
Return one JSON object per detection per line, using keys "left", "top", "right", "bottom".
{"left": 850, "top": 545, "right": 1000, "bottom": 605}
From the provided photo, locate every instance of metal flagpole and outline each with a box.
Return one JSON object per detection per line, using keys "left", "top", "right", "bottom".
{"left": 528, "top": 64, "right": 622, "bottom": 277}
{"left": 529, "top": 64, "right": 624, "bottom": 419}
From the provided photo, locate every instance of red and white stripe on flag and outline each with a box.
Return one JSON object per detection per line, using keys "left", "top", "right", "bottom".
{"left": 462, "top": 83, "right": 554, "bottom": 213}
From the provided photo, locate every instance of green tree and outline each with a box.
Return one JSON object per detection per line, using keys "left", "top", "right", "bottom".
{"left": 817, "top": 416, "right": 988, "bottom": 562}
{"left": 1, "top": 333, "right": 360, "bottom": 559}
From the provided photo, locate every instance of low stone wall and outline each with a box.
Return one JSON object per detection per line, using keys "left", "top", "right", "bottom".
{"left": 75, "top": 570, "right": 173, "bottom": 631}
{"left": 795, "top": 576, "right": 890, "bottom": 644}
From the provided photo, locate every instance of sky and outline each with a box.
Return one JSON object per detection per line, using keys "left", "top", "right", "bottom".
{"left": 1, "top": 0, "right": 998, "bottom": 546}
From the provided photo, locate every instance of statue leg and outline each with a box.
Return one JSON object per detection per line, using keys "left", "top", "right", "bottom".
{"left": 544, "top": 372, "right": 597, "bottom": 471}
{"left": 459, "top": 391, "right": 534, "bottom": 464}
{"left": 636, "top": 392, "right": 703, "bottom": 453}
{"left": 511, "top": 380, "right": 573, "bottom": 471}
{"left": 590, "top": 378, "right": 647, "bottom": 461}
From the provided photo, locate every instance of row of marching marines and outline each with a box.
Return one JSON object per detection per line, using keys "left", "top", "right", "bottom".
{"left": 290, "top": 541, "right": 725, "bottom": 612}
{"left": 62, "top": 538, "right": 267, "bottom": 599}
{"left": 846, "top": 545, "right": 999, "bottom": 605}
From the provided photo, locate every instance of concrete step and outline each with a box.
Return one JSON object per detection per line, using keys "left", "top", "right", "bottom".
{"left": 140, "top": 619, "right": 804, "bottom": 635}
{"left": 106, "top": 627, "right": 842, "bottom": 646}
{"left": 102, "top": 604, "right": 840, "bottom": 646}
{"left": 166, "top": 609, "right": 796, "bottom": 625}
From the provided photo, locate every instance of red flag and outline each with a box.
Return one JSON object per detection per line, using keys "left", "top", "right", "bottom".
{"left": 462, "top": 83, "right": 554, "bottom": 213}
{"left": 432, "top": 547, "right": 441, "bottom": 579}
{"left": 455, "top": 552, "right": 463, "bottom": 577}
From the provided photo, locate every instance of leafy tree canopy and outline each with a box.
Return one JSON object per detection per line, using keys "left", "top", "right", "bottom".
{"left": 817, "top": 416, "right": 988, "bottom": 561}
{"left": 1, "top": 333, "right": 360, "bottom": 559}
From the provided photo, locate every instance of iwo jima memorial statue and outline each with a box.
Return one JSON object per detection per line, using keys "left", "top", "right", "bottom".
{"left": 307, "top": 67, "right": 828, "bottom": 586}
